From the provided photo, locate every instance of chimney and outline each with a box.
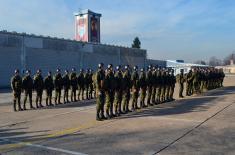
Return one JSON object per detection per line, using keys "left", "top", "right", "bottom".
{"left": 230, "top": 59, "right": 234, "bottom": 65}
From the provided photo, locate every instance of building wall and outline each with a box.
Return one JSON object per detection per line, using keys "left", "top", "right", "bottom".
{"left": 0, "top": 32, "right": 152, "bottom": 88}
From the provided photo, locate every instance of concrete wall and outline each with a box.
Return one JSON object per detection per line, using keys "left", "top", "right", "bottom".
{"left": 0, "top": 32, "right": 151, "bottom": 88}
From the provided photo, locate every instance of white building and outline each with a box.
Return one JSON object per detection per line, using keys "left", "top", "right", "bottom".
{"left": 166, "top": 60, "right": 208, "bottom": 75}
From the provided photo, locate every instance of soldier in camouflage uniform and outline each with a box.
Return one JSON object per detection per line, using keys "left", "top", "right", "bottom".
{"left": 105, "top": 64, "right": 115, "bottom": 119}
{"left": 186, "top": 70, "right": 193, "bottom": 96}
{"left": 34, "top": 69, "right": 44, "bottom": 108}
{"left": 77, "top": 69, "right": 85, "bottom": 100}
{"left": 169, "top": 69, "right": 176, "bottom": 101}
{"left": 146, "top": 66, "right": 153, "bottom": 106}
{"left": 114, "top": 65, "right": 123, "bottom": 116}
{"left": 176, "top": 69, "right": 185, "bottom": 98}
{"left": 156, "top": 68, "right": 162, "bottom": 104}
{"left": 160, "top": 69, "right": 166, "bottom": 102}
{"left": 44, "top": 71, "right": 54, "bottom": 106}
{"left": 192, "top": 68, "right": 200, "bottom": 94}
{"left": 22, "top": 70, "right": 34, "bottom": 110}
{"left": 139, "top": 68, "right": 147, "bottom": 108}
{"left": 88, "top": 69, "right": 94, "bottom": 99}
{"left": 63, "top": 70, "right": 70, "bottom": 104}
{"left": 70, "top": 68, "right": 77, "bottom": 102}
{"left": 219, "top": 69, "right": 225, "bottom": 87}
{"left": 165, "top": 70, "right": 171, "bottom": 102}
{"left": 84, "top": 69, "right": 90, "bottom": 100}
{"left": 131, "top": 66, "right": 140, "bottom": 111}
{"left": 151, "top": 67, "right": 157, "bottom": 104}
{"left": 122, "top": 65, "right": 132, "bottom": 113}
{"left": 54, "top": 69, "right": 63, "bottom": 105}
{"left": 95, "top": 63, "right": 106, "bottom": 121}
{"left": 11, "top": 69, "right": 23, "bottom": 111}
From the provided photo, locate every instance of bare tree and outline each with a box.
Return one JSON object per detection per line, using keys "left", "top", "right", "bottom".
{"left": 223, "top": 52, "right": 235, "bottom": 65}
{"left": 209, "top": 56, "right": 223, "bottom": 66}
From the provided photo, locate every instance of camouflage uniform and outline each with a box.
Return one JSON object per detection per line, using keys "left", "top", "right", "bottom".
{"left": 44, "top": 72, "right": 54, "bottom": 106}
{"left": 131, "top": 66, "right": 140, "bottom": 111}
{"left": 88, "top": 70, "right": 94, "bottom": 99}
{"left": 11, "top": 71, "right": 23, "bottom": 111}
{"left": 114, "top": 66, "right": 123, "bottom": 116}
{"left": 176, "top": 70, "right": 185, "bottom": 98}
{"left": 84, "top": 70, "right": 90, "bottom": 100}
{"left": 156, "top": 69, "right": 162, "bottom": 104}
{"left": 160, "top": 70, "right": 166, "bottom": 102}
{"left": 70, "top": 70, "right": 77, "bottom": 102}
{"left": 139, "top": 69, "right": 147, "bottom": 108}
{"left": 151, "top": 68, "right": 157, "bottom": 104}
{"left": 22, "top": 71, "right": 34, "bottom": 109}
{"left": 165, "top": 71, "right": 171, "bottom": 101}
{"left": 77, "top": 70, "right": 85, "bottom": 100}
{"left": 169, "top": 70, "right": 176, "bottom": 101}
{"left": 54, "top": 70, "right": 63, "bottom": 104}
{"left": 122, "top": 66, "right": 131, "bottom": 113}
{"left": 95, "top": 64, "right": 106, "bottom": 121}
{"left": 63, "top": 71, "right": 70, "bottom": 103}
{"left": 146, "top": 68, "right": 153, "bottom": 106}
{"left": 186, "top": 70, "right": 193, "bottom": 96}
{"left": 34, "top": 71, "right": 44, "bottom": 108}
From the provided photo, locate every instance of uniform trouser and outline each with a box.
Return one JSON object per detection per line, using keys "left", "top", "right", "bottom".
{"left": 157, "top": 86, "right": 162, "bottom": 102}
{"left": 96, "top": 90, "right": 105, "bottom": 118}
{"left": 89, "top": 84, "right": 93, "bottom": 99}
{"left": 140, "top": 88, "right": 146, "bottom": 107}
{"left": 193, "top": 82, "right": 199, "bottom": 94}
{"left": 105, "top": 91, "right": 115, "bottom": 116}
{"left": 179, "top": 83, "right": 184, "bottom": 97}
{"left": 23, "top": 90, "right": 33, "bottom": 108}
{"left": 147, "top": 87, "right": 152, "bottom": 104}
{"left": 200, "top": 81, "right": 205, "bottom": 93}
{"left": 165, "top": 86, "right": 170, "bottom": 100}
{"left": 55, "top": 89, "right": 61, "bottom": 104}
{"left": 151, "top": 87, "right": 156, "bottom": 104}
{"left": 71, "top": 87, "right": 77, "bottom": 102}
{"left": 46, "top": 89, "right": 53, "bottom": 105}
{"left": 13, "top": 91, "right": 22, "bottom": 110}
{"left": 161, "top": 87, "right": 166, "bottom": 102}
{"left": 186, "top": 82, "right": 191, "bottom": 95}
{"left": 78, "top": 86, "right": 84, "bottom": 100}
{"left": 122, "top": 90, "right": 130, "bottom": 112}
{"left": 85, "top": 85, "right": 89, "bottom": 99}
{"left": 114, "top": 90, "right": 122, "bottom": 114}
{"left": 64, "top": 87, "right": 69, "bottom": 103}
{"left": 36, "top": 90, "right": 43, "bottom": 107}
{"left": 169, "top": 85, "right": 175, "bottom": 100}
{"left": 132, "top": 89, "right": 139, "bottom": 110}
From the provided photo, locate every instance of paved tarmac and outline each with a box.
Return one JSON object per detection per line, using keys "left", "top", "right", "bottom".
{"left": 0, "top": 76, "right": 234, "bottom": 155}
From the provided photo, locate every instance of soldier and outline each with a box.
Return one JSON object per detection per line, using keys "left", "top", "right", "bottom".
{"left": 139, "top": 68, "right": 147, "bottom": 108}
{"left": 104, "top": 64, "right": 115, "bottom": 119}
{"left": 95, "top": 63, "right": 106, "bottom": 121}
{"left": 146, "top": 66, "right": 153, "bottom": 106}
{"left": 160, "top": 69, "right": 166, "bottom": 102}
{"left": 77, "top": 69, "right": 85, "bottom": 100}
{"left": 176, "top": 69, "right": 185, "bottom": 98}
{"left": 186, "top": 70, "right": 193, "bottom": 96}
{"left": 156, "top": 68, "right": 162, "bottom": 104}
{"left": 84, "top": 69, "right": 90, "bottom": 100}
{"left": 122, "top": 65, "right": 132, "bottom": 113}
{"left": 34, "top": 69, "right": 44, "bottom": 108}
{"left": 165, "top": 70, "right": 171, "bottom": 102}
{"left": 169, "top": 69, "right": 176, "bottom": 101}
{"left": 219, "top": 69, "right": 225, "bottom": 87}
{"left": 44, "top": 71, "right": 54, "bottom": 106}
{"left": 63, "top": 70, "right": 70, "bottom": 104}
{"left": 11, "top": 69, "right": 23, "bottom": 111}
{"left": 88, "top": 69, "right": 94, "bottom": 99}
{"left": 22, "top": 70, "right": 34, "bottom": 110}
{"left": 70, "top": 68, "right": 77, "bottom": 102}
{"left": 192, "top": 68, "right": 200, "bottom": 94}
{"left": 54, "top": 68, "right": 63, "bottom": 105}
{"left": 131, "top": 66, "right": 140, "bottom": 111}
{"left": 151, "top": 67, "right": 157, "bottom": 104}
{"left": 114, "top": 65, "right": 123, "bottom": 116}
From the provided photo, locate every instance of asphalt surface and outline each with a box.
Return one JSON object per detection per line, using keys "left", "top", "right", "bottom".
{"left": 0, "top": 76, "right": 234, "bottom": 155}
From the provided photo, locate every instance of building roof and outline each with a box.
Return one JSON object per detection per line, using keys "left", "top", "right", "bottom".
{"left": 74, "top": 9, "right": 102, "bottom": 17}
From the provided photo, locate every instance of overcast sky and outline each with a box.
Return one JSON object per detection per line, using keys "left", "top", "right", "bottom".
{"left": 0, "top": 0, "right": 235, "bottom": 62}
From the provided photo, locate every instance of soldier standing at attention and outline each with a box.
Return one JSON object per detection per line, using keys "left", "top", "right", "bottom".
{"left": 44, "top": 71, "right": 54, "bottom": 106}
{"left": 22, "top": 70, "right": 34, "bottom": 110}
{"left": 96, "top": 63, "right": 106, "bottom": 121}
{"left": 63, "top": 70, "right": 70, "bottom": 104}
{"left": 122, "top": 65, "right": 132, "bottom": 113}
{"left": 176, "top": 69, "right": 185, "bottom": 98}
{"left": 186, "top": 70, "right": 193, "bottom": 96}
{"left": 88, "top": 69, "right": 94, "bottom": 99}
{"left": 34, "top": 69, "right": 44, "bottom": 108}
{"left": 160, "top": 69, "right": 167, "bottom": 103}
{"left": 156, "top": 68, "right": 162, "bottom": 104}
{"left": 114, "top": 65, "right": 123, "bottom": 116}
{"left": 84, "top": 69, "right": 90, "bottom": 100}
{"left": 151, "top": 67, "right": 157, "bottom": 104}
{"left": 146, "top": 66, "right": 153, "bottom": 106}
{"left": 54, "top": 68, "right": 63, "bottom": 105}
{"left": 165, "top": 70, "right": 171, "bottom": 102}
{"left": 131, "top": 66, "right": 140, "bottom": 111}
{"left": 139, "top": 68, "right": 147, "bottom": 108}
{"left": 169, "top": 70, "right": 176, "bottom": 101}
{"left": 70, "top": 68, "right": 77, "bottom": 102}
{"left": 105, "top": 64, "right": 115, "bottom": 118}
{"left": 77, "top": 69, "right": 85, "bottom": 100}
{"left": 11, "top": 69, "right": 23, "bottom": 111}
